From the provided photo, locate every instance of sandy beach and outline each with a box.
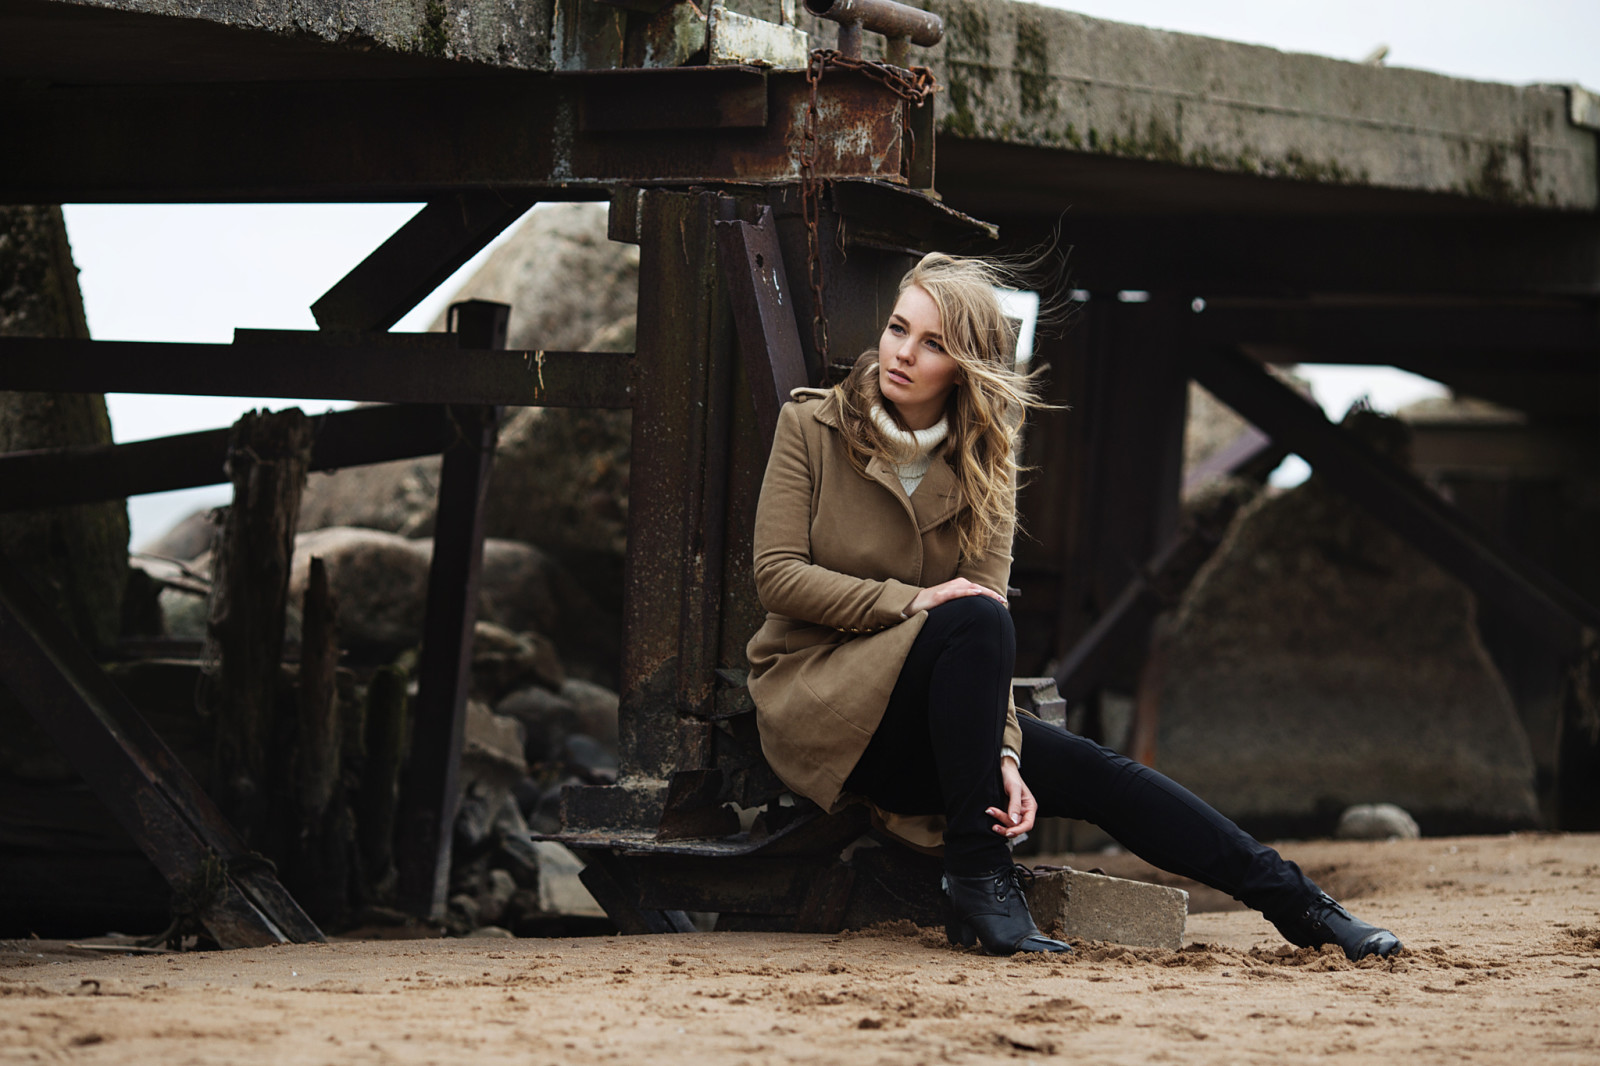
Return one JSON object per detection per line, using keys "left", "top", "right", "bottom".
{"left": 3, "top": 832, "right": 1597, "bottom": 1065}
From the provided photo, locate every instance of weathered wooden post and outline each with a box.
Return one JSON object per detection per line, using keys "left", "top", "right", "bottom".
{"left": 204, "top": 408, "right": 315, "bottom": 843}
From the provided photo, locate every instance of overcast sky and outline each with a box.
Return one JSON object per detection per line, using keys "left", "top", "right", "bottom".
{"left": 58, "top": 1, "right": 1599, "bottom": 545}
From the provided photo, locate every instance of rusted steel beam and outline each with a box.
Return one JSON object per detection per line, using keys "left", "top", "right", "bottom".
{"left": 0, "top": 403, "right": 450, "bottom": 513}
{"left": 578, "top": 66, "right": 769, "bottom": 132}
{"left": 1192, "top": 299, "right": 1600, "bottom": 360}
{"left": 312, "top": 192, "right": 539, "bottom": 332}
{"left": 1072, "top": 297, "right": 1190, "bottom": 671}
{"left": 576, "top": 853, "right": 695, "bottom": 935}
{"left": 978, "top": 212, "right": 1600, "bottom": 297}
{"left": 395, "top": 301, "right": 506, "bottom": 919}
{"left": 4, "top": 69, "right": 912, "bottom": 203}
{"left": 1188, "top": 343, "right": 1600, "bottom": 653}
{"left": 0, "top": 337, "right": 633, "bottom": 408}
{"left": 715, "top": 204, "right": 810, "bottom": 454}
{"left": 0, "top": 552, "right": 323, "bottom": 948}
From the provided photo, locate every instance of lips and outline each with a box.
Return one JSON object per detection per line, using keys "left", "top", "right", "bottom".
{"left": 887, "top": 369, "right": 913, "bottom": 386}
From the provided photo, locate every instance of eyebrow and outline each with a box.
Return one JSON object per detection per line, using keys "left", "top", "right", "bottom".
{"left": 889, "top": 312, "right": 943, "bottom": 342}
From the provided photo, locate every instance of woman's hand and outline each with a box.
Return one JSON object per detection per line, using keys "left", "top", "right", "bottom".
{"left": 904, "top": 577, "right": 1007, "bottom": 616}
{"left": 987, "top": 758, "right": 1036, "bottom": 839}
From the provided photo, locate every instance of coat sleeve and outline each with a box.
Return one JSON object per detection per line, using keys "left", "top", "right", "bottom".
{"left": 956, "top": 474, "right": 1025, "bottom": 759}
{"left": 753, "top": 402, "right": 922, "bottom": 633}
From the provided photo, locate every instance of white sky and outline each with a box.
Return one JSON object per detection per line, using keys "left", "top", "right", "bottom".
{"left": 57, "top": 1, "right": 1599, "bottom": 545}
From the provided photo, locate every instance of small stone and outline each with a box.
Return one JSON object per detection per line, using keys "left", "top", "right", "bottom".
{"left": 479, "top": 869, "right": 517, "bottom": 926}
{"left": 558, "top": 679, "right": 620, "bottom": 747}
{"left": 494, "top": 836, "right": 604, "bottom": 919}
{"left": 466, "top": 925, "right": 516, "bottom": 939}
{"left": 564, "top": 734, "right": 618, "bottom": 778}
{"left": 454, "top": 785, "right": 496, "bottom": 853}
{"left": 448, "top": 893, "right": 482, "bottom": 929}
{"left": 1335, "top": 803, "right": 1421, "bottom": 841}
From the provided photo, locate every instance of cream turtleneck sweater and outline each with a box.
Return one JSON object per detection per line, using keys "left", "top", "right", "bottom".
{"left": 870, "top": 404, "right": 949, "bottom": 496}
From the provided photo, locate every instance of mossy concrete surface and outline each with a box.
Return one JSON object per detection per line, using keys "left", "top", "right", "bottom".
{"left": 919, "top": 0, "right": 1597, "bottom": 210}
{"left": 56, "top": 0, "right": 555, "bottom": 69}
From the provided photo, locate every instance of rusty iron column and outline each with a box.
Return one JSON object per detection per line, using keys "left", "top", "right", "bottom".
{"left": 394, "top": 299, "right": 507, "bottom": 917}
{"left": 617, "top": 189, "right": 732, "bottom": 804}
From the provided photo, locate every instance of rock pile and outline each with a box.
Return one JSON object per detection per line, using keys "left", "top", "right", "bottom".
{"left": 133, "top": 519, "right": 621, "bottom": 934}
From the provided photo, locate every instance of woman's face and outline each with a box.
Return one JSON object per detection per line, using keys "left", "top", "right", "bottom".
{"left": 878, "top": 284, "right": 961, "bottom": 430}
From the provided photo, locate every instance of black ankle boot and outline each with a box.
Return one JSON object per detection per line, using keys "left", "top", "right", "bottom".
{"left": 943, "top": 865, "right": 1071, "bottom": 956}
{"left": 1270, "top": 892, "right": 1402, "bottom": 961}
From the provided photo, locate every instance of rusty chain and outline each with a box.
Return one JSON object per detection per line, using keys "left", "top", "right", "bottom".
{"left": 802, "top": 49, "right": 940, "bottom": 374}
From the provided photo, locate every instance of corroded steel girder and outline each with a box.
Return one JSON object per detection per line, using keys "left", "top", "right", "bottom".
{"left": 1, "top": 67, "right": 928, "bottom": 203}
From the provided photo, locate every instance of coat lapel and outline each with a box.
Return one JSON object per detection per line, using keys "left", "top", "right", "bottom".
{"left": 910, "top": 453, "right": 960, "bottom": 533}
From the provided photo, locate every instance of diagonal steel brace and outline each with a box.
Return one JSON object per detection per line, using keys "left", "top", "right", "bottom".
{"left": 0, "top": 553, "right": 323, "bottom": 948}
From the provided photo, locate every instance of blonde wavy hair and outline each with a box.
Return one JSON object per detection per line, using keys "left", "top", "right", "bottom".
{"left": 833, "top": 252, "right": 1048, "bottom": 561}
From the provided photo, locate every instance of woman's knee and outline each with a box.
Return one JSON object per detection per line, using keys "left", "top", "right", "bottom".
{"left": 923, "top": 595, "right": 1015, "bottom": 650}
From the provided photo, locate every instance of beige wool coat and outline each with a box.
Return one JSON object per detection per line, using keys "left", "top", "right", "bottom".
{"left": 746, "top": 388, "right": 1023, "bottom": 838}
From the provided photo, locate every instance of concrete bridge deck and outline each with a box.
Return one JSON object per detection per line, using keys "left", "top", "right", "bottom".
{"left": 3, "top": 0, "right": 1594, "bottom": 216}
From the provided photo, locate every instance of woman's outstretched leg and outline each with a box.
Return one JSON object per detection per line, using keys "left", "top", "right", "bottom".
{"left": 1019, "top": 717, "right": 1401, "bottom": 959}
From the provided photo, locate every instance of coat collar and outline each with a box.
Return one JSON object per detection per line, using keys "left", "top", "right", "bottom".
{"left": 795, "top": 387, "right": 961, "bottom": 531}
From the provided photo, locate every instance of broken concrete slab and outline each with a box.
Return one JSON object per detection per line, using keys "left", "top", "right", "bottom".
{"left": 1025, "top": 867, "right": 1188, "bottom": 950}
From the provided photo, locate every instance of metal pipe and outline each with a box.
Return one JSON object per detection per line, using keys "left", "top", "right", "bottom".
{"left": 804, "top": 0, "right": 944, "bottom": 51}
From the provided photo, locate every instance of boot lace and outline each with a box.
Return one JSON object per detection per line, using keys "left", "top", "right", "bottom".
{"left": 993, "top": 864, "right": 1036, "bottom": 902}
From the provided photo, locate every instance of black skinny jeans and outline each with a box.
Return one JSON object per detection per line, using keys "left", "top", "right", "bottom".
{"left": 844, "top": 597, "right": 1322, "bottom": 919}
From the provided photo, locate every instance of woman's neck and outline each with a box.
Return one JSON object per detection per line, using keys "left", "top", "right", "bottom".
{"left": 887, "top": 398, "right": 945, "bottom": 432}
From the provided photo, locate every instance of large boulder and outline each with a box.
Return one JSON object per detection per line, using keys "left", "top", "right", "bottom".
{"left": 1154, "top": 411, "right": 1540, "bottom": 835}
{"left": 0, "top": 205, "right": 128, "bottom": 651}
{"left": 424, "top": 202, "right": 638, "bottom": 353}
{"left": 250, "top": 527, "right": 616, "bottom": 677}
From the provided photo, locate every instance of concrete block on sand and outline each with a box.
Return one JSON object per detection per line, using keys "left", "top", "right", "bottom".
{"left": 1025, "top": 868, "right": 1188, "bottom": 950}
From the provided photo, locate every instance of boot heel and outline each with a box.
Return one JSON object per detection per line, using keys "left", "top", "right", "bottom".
{"left": 945, "top": 919, "right": 977, "bottom": 948}
{"left": 943, "top": 865, "right": 1071, "bottom": 956}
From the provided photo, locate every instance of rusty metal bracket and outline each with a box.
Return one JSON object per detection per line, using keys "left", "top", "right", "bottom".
{"left": 715, "top": 204, "right": 811, "bottom": 449}
{"left": 0, "top": 553, "right": 322, "bottom": 948}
